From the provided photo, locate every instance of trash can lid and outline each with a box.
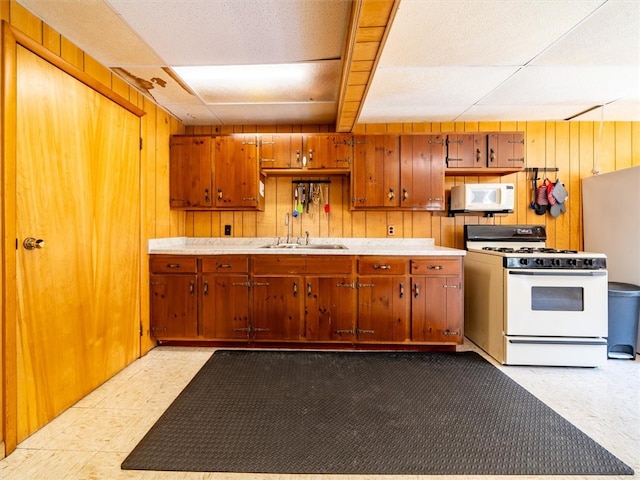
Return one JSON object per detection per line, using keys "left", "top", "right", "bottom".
{"left": 608, "top": 282, "right": 640, "bottom": 296}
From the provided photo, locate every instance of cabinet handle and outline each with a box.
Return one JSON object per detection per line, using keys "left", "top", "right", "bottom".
{"left": 217, "top": 188, "right": 223, "bottom": 199}
{"left": 508, "top": 157, "right": 525, "bottom": 163}
{"left": 295, "top": 150, "right": 301, "bottom": 164}
{"left": 447, "top": 158, "right": 463, "bottom": 163}
{"left": 373, "top": 264, "right": 391, "bottom": 270}
{"left": 489, "top": 148, "right": 496, "bottom": 163}
{"left": 352, "top": 196, "right": 367, "bottom": 204}
{"left": 443, "top": 283, "right": 461, "bottom": 289}
{"left": 414, "top": 283, "right": 420, "bottom": 298}
{"left": 402, "top": 188, "right": 409, "bottom": 201}
{"left": 357, "top": 282, "right": 376, "bottom": 288}
{"left": 293, "top": 281, "right": 298, "bottom": 297}
{"left": 242, "top": 196, "right": 258, "bottom": 202}
{"left": 308, "top": 149, "right": 314, "bottom": 163}
{"left": 335, "top": 157, "right": 350, "bottom": 164}
{"left": 399, "top": 282, "right": 404, "bottom": 298}
{"left": 357, "top": 329, "right": 375, "bottom": 335}
{"left": 335, "top": 329, "right": 355, "bottom": 335}
{"left": 232, "top": 281, "right": 252, "bottom": 287}
{"left": 203, "top": 280, "right": 209, "bottom": 296}
{"left": 204, "top": 188, "right": 210, "bottom": 202}
{"left": 388, "top": 188, "right": 395, "bottom": 201}
{"left": 260, "top": 158, "right": 276, "bottom": 163}
{"left": 508, "top": 139, "right": 525, "bottom": 144}
{"left": 165, "top": 263, "right": 181, "bottom": 268}
{"left": 476, "top": 148, "right": 482, "bottom": 162}
{"left": 336, "top": 282, "right": 355, "bottom": 288}
{"left": 189, "top": 281, "right": 195, "bottom": 296}
{"left": 217, "top": 263, "right": 232, "bottom": 269}
{"left": 307, "top": 282, "right": 312, "bottom": 297}
{"left": 252, "top": 282, "right": 270, "bottom": 287}
{"left": 427, "top": 265, "right": 444, "bottom": 270}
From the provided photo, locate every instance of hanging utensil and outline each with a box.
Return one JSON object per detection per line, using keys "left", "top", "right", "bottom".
{"left": 324, "top": 184, "right": 330, "bottom": 216}
{"left": 293, "top": 185, "right": 299, "bottom": 217}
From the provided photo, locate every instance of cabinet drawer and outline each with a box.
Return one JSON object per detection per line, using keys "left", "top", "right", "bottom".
{"left": 358, "top": 257, "right": 407, "bottom": 275}
{"left": 252, "top": 255, "right": 307, "bottom": 274}
{"left": 202, "top": 255, "right": 248, "bottom": 273}
{"left": 305, "top": 256, "right": 353, "bottom": 274}
{"left": 411, "top": 258, "right": 461, "bottom": 275}
{"left": 149, "top": 255, "right": 197, "bottom": 273}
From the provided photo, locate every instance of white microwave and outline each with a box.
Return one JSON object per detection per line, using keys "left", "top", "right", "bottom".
{"left": 450, "top": 183, "right": 515, "bottom": 212}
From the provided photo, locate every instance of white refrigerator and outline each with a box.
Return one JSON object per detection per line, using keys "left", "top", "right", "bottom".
{"left": 582, "top": 166, "right": 640, "bottom": 349}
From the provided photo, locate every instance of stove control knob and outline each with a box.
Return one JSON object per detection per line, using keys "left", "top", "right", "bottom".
{"left": 535, "top": 258, "right": 545, "bottom": 266}
{"left": 567, "top": 258, "right": 577, "bottom": 266}
{"left": 584, "top": 258, "right": 594, "bottom": 267}
{"left": 551, "top": 258, "right": 561, "bottom": 266}
{"left": 519, "top": 258, "right": 529, "bottom": 266}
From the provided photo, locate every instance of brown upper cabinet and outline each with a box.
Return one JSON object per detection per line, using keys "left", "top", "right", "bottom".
{"left": 400, "top": 134, "right": 446, "bottom": 210}
{"left": 351, "top": 135, "right": 400, "bottom": 208}
{"left": 445, "top": 132, "right": 525, "bottom": 175}
{"left": 258, "top": 134, "right": 303, "bottom": 169}
{"left": 304, "top": 134, "right": 352, "bottom": 169}
{"left": 169, "top": 134, "right": 264, "bottom": 211}
{"left": 169, "top": 135, "right": 213, "bottom": 208}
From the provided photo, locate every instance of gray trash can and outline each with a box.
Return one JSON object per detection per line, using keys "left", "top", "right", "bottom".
{"left": 607, "top": 282, "right": 640, "bottom": 359}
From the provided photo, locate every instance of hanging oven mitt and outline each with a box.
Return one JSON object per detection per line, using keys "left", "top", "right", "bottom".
{"left": 551, "top": 179, "right": 568, "bottom": 203}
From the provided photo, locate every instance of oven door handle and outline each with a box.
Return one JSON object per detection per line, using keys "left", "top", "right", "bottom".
{"left": 508, "top": 338, "right": 608, "bottom": 346}
{"left": 508, "top": 271, "right": 607, "bottom": 277}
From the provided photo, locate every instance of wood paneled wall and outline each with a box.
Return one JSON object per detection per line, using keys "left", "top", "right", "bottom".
{"left": 184, "top": 121, "right": 640, "bottom": 251}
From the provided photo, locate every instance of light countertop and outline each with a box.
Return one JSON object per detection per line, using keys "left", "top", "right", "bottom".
{"left": 148, "top": 237, "right": 465, "bottom": 257}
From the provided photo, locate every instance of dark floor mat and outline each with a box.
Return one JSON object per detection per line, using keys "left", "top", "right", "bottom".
{"left": 122, "top": 350, "right": 633, "bottom": 475}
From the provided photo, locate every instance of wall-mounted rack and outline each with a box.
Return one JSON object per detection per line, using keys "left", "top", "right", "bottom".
{"left": 291, "top": 179, "right": 332, "bottom": 184}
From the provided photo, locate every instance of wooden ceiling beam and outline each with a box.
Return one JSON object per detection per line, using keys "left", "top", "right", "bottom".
{"left": 335, "top": 0, "right": 400, "bottom": 132}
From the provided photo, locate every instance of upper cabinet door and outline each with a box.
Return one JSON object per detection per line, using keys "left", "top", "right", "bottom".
{"left": 214, "top": 135, "right": 262, "bottom": 209}
{"left": 305, "top": 134, "right": 352, "bottom": 169}
{"left": 400, "top": 135, "right": 446, "bottom": 210}
{"left": 259, "top": 134, "right": 303, "bottom": 169}
{"left": 169, "top": 135, "right": 213, "bottom": 208}
{"left": 488, "top": 132, "right": 525, "bottom": 168}
{"left": 446, "top": 133, "right": 485, "bottom": 169}
{"left": 352, "top": 135, "right": 400, "bottom": 208}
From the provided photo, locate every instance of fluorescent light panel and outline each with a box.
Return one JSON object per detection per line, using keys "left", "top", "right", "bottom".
{"left": 174, "top": 61, "right": 340, "bottom": 104}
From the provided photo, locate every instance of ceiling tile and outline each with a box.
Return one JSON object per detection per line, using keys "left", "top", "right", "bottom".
{"left": 376, "top": 0, "right": 603, "bottom": 67}
{"left": 479, "top": 65, "right": 640, "bottom": 106}
{"left": 18, "top": 0, "right": 163, "bottom": 66}
{"left": 106, "top": 0, "right": 352, "bottom": 66}
{"left": 532, "top": 0, "right": 640, "bottom": 66}
{"left": 456, "top": 105, "right": 598, "bottom": 122}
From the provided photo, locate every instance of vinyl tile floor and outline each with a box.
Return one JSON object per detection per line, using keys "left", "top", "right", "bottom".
{"left": 1, "top": 340, "right": 638, "bottom": 480}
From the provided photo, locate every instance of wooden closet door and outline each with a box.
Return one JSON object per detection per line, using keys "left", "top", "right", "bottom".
{"left": 15, "top": 46, "right": 140, "bottom": 442}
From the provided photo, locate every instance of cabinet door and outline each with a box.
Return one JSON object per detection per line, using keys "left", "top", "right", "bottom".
{"left": 357, "top": 276, "right": 409, "bottom": 342}
{"left": 214, "top": 135, "right": 260, "bottom": 208}
{"left": 259, "top": 134, "right": 303, "bottom": 169}
{"left": 488, "top": 132, "right": 525, "bottom": 168}
{"left": 169, "top": 135, "right": 213, "bottom": 208}
{"left": 149, "top": 274, "right": 198, "bottom": 339}
{"left": 201, "top": 274, "right": 250, "bottom": 339}
{"left": 252, "top": 276, "right": 303, "bottom": 340}
{"left": 446, "top": 134, "right": 485, "bottom": 169}
{"left": 305, "top": 134, "right": 352, "bottom": 169}
{"left": 411, "top": 276, "right": 463, "bottom": 343}
{"left": 352, "top": 135, "right": 400, "bottom": 208}
{"left": 400, "top": 135, "right": 445, "bottom": 210}
{"left": 305, "top": 276, "right": 357, "bottom": 341}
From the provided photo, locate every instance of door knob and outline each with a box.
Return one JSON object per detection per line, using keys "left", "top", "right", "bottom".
{"left": 23, "top": 237, "right": 45, "bottom": 250}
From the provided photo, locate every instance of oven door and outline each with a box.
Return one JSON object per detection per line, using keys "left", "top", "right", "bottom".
{"left": 505, "top": 269, "right": 608, "bottom": 337}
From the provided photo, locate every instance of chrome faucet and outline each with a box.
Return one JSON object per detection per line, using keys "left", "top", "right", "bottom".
{"left": 285, "top": 212, "right": 291, "bottom": 244}
{"left": 305, "top": 230, "right": 310, "bottom": 245}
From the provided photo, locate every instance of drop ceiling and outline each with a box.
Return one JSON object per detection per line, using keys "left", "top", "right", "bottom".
{"left": 15, "top": 0, "right": 640, "bottom": 130}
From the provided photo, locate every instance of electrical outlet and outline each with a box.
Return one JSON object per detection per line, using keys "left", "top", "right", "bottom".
{"left": 224, "top": 225, "right": 231, "bottom": 236}
{"left": 387, "top": 225, "right": 395, "bottom": 236}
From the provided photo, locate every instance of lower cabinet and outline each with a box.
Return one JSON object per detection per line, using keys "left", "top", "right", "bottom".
{"left": 149, "top": 253, "right": 463, "bottom": 346}
{"left": 410, "top": 258, "right": 463, "bottom": 343}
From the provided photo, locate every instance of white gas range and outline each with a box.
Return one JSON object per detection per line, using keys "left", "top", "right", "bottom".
{"left": 464, "top": 225, "right": 608, "bottom": 367}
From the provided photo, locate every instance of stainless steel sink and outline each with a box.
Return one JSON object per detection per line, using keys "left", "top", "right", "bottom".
{"left": 260, "top": 243, "right": 347, "bottom": 250}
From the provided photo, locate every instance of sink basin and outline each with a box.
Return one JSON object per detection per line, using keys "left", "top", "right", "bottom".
{"left": 260, "top": 243, "right": 347, "bottom": 250}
